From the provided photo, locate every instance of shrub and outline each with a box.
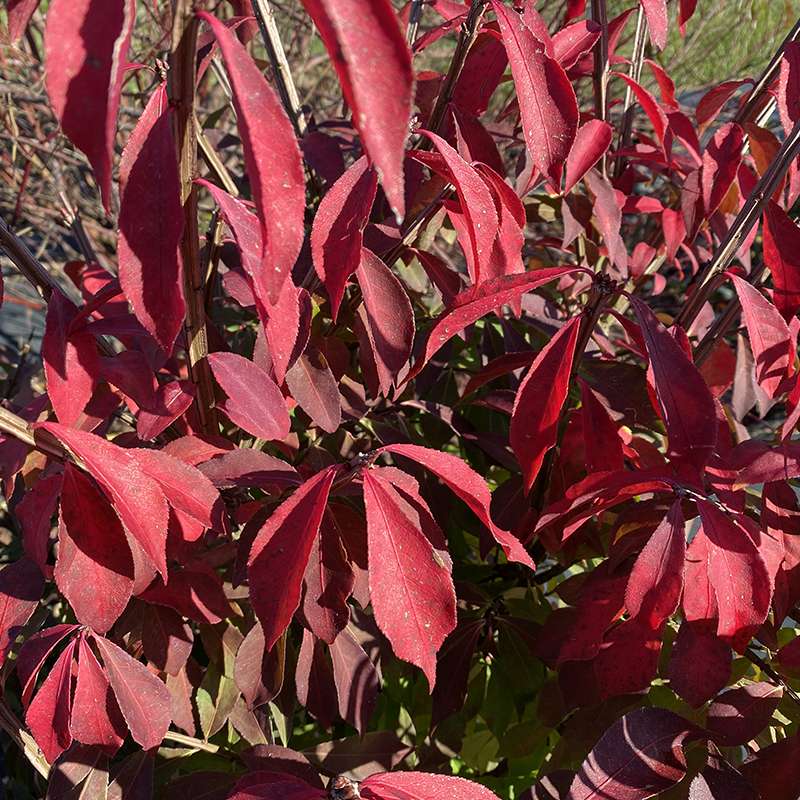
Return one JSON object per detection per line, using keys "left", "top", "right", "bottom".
{"left": 1, "top": 0, "right": 800, "bottom": 798}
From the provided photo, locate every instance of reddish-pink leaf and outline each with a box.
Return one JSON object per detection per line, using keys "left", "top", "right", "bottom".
{"left": 44, "top": 0, "right": 135, "bottom": 210}
{"left": 208, "top": 351, "right": 290, "bottom": 440}
{"left": 510, "top": 317, "right": 581, "bottom": 492}
{"left": 70, "top": 636, "right": 125, "bottom": 752}
{"left": 26, "top": 639, "right": 76, "bottom": 764}
{"left": 625, "top": 500, "right": 685, "bottom": 626}
{"left": 779, "top": 41, "right": 800, "bottom": 136}
{"left": 631, "top": 297, "right": 717, "bottom": 475}
{"left": 363, "top": 470, "right": 455, "bottom": 689}
{"left": 405, "top": 266, "right": 582, "bottom": 383}
{"left": 378, "top": 443, "right": 534, "bottom": 567}
{"left": 311, "top": 157, "right": 377, "bottom": 320}
{"left": 355, "top": 248, "right": 414, "bottom": 394}
{"left": 696, "top": 79, "right": 750, "bottom": 129}
{"left": 39, "top": 423, "right": 170, "bottom": 579}
{"left": 646, "top": 59, "right": 679, "bottom": 110}
{"left": 361, "top": 772, "right": 501, "bottom": 800}
{"left": 579, "top": 379, "right": 625, "bottom": 473}
{"left": 16, "top": 624, "right": 79, "bottom": 709}
{"left": 42, "top": 293, "right": 99, "bottom": 426}
{"left": 552, "top": 19, "right": 601, "bottom": 70}
{"left": 419, "top": 130, "right": 498, "bottom": 283}
{"left": 6, "top": 0, "right": 41, "bottom": 42}
{"left": 15, "top": 473, "right": 60, "bottom": 568}
{"left": 249, "top": 467, "right": 337, "bottom": 650}
{"left": 585, "top": 170, "right": 627, "bottom": 269}
{"left": 763, "top": 200, "right": 800, "bottom": 321}
{"left": 662, "top": 208, "right": 686, "bottom": 263}
{"left": 569, "top": 707, "right": 701, "bottom": 800}
{"left": 615, "top": 73, "right": 670, "bottom": 152}
{"left": 706, "top": 682, "right": 782, "bottom": 746}
{"left": 136, "top": 379, "right": 196, "bottom": 441}
{"left": 0, "top": 558, "right": 44, "bottom": 669}
{"left": 731, "top": 275, "right": 794, "bottom": 399}
{"left": 285, "top": 347, "right": 342, "bottom": 434}
{"left": 564, "top": 120, "right": 614, "bottom": 194}
{"left": 696, "top": 501, "right": 772, "bottom": 652}
{"left": 199, "top": 12, "right": 305, "bottom": 304}
{"left": 329, "top": 625, "right": 379, "bottom": 734}
{"left": 130, "top": 448, "right": 222, "bottom": 530}
{"left": 55, "top": 463, "right": 134, "bottom": 634}
{"left": 492, "top": 0, "right": 578, "bottom": 185}
{"left": 701, "top": 122, "right": 744, "bottom": 218}
{"left": 118, "top": 82, "right": 185, "bottom": 353}
{"left": 93, "top": 634, "right": 171, "bottom": 750}
{"left": 639, "top": 0, "right": 668, "bottom": 49}
{"left": 299, "top": 0, "right": 412, "bottom": 220}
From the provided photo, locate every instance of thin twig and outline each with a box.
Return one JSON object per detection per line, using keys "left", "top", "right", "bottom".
{"left": 169, "top": 1, "right": 218, "bottom": 435}
{"left": 407, "top": 0, "right": 426, "bottom": 46}
{"left": 0, "top": 700, "right": 50, "bottom": 779}
{"left": 0, "top": 407, "right": 66, "bottom": 460}
{"left": 745, "top": 647, "right": 800, "bottom": 708}
{"left": 735, "top": 17, "right": 800, "bottom": 125}
{"left": 426, "top": 0, "right": 487, "bottom": 138}
{"left": 674, "top": 119, "right": 800, "bottom": 331}
{"left": 615, "top": 5, "right": 647, "bottom": 178}
{"left": 251, "top": 0, "right": 306, "bottom": 136}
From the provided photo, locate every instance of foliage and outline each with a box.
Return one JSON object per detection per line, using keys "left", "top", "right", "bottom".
{"left": 1, "top": 1, "right": 800, "bottom": 799}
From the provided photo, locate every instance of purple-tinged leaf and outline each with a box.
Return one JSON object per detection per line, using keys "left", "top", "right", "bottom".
{"left": 362, "top": 772, "right": 501, "bottom": 800}
{"left": 285, "top": 347, "right": 342, "bottom": 434}
{"left": 0, "top": 558, "right": 44, "bottom": 669}
{"left": 702, "top": 122, "right": 744, "bottom": 218}
{"left": 329, "top": 625, "right": 379, "bottom": 734}
{"left": 564, "top": 121, "right": 613, "bottom": 194}
{"left": 706, "top": 682, "right": 782, "bottom": 746}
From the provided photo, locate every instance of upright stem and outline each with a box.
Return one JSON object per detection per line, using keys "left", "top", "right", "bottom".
{"left": 169, "top": 1, "right": 217, "bottom": 435}
{"left": 589, "top": 0, "right": 609, "bottom": 175}
{"left": 426, "top": 0, "right": 487, "bottom": 138}
{"left": 735, "top": 17, "right": 800, "bottom": 125}
{"left": 250, "top": 0, "right": 306, "bottom": 137}
{"left": 615, "top": 6, "right": 647, "bottom": 177}
{"left": 673, "top": 119, "right": 800, "bottom": 332}
{"left": 407, "top": 0, "right": 425, "bottom": 46}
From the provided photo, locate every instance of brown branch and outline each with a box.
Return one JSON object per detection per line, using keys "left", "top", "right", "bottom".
{"left": 614, "top": 5, "right": 647, "bottom": 178}
{"left": 169, "top": 1, "right": 218, "bottom": 435}
{"left": 0, "top": 406, "right": 65, "bottom": 461}
{"left": 673, "top": 119, "right": 800, "bottom": 332}
{"left": 589, "top": 0, "right": 609, "bottom": 176}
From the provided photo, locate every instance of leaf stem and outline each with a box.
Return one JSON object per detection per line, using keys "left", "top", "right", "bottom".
{"left": 614, "top": 5, "right": 647, "bottom": 178}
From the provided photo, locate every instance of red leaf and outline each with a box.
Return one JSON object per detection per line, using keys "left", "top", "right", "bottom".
{"left": 16, "top": 624, "right": 79, "bottom": 709}
{"left": 302, "top": 509, "right": 355, "bottom": 644}
{"left": 419, "top": 130, "right": 498, "bottom": 284}
{"left": 763, "top": 200, "right": 800, "bottom": 321}
{"left": 329, "top": 625, "right": 379, "bottom": 734}
{"left": 285, "top": 348, "right": 342, "bottom": 434}
{"left": 39, "top": 423, "right": 170, "bottom": 579}
{"left": 130, "top": 448, "right": 222, "bottom": 530}
{"left": 118, "top": 82, "right": 185, "bottom": 352}
{"left": 701, "top": 122, "right": 744, "bottom": 218}
{"left": 696, "top": 79, "right": 750, "bottom": 130}
{"left": 405, "top": 266, "right": 582, "bottom": 383}
{"left": 706, "top": 682, "right": 782, "bottom": 746}
{"left": 696, "top": 500, "right": 772, "bottom": 652}
{"left": 569, "top": 707, "right": 701, "bottom": 800}
{"left": 615, "top": 73, "right": 669, "bottom": 152}
{"left": 740, "top": 733, "right": 800, "bottom": 800}
{"left": 15, "top": 473, "right": 61, "bottom": 568}
{"left": 731, "top": 275, "right": 794, "bottom": 399}
{"left": 662, "top": 208, "right": 686, "bottom": 263}
{"left": 564, "top": 120, "right": 614, "bottom": 194}
{"left": 311, "top": 157, "right": 377, "bottom": 320}
{"left": 137, "top": 380, "right": 196, "bottom": 441}
{"left": 0, "top": 558, "right": 44, "bottom": 669}
{"left": 492, "top": 0, "right": 578, "bottom": 185}
{"left": 6, "top": 0, "right": 41, "bottom": 42}
{"left": 639, "top": 0, "right": 668, "bottom": 50}
{"left": 198, "top": 12, "right": 305, "bottom": 304}
{"left": 579, "top": 379, "right": 625, "bottom": 474}
{"left": 362, "top": 772, "right": 501, "bottom": 800}
{"left": 552, "top": 19, "right": 601, "bottom": 70}
{"left": 299, "top": 0, "right": 412, "bottom": 220}
{"left": 229, "top": 772, "right": 323, "bottom": 800}
{"left": 630, "top": 297, "right": 717, "bottom": 475}
{"left": 625, "top": 500, "right": 685, "bottom": 626}
{"left": 295, "top": 629, "right": 337, "bottom": 729}
{"left": 378, "top": 443, "right": 534, "bottom": 567}
{"left": 93, "top": 634, "right": 172, "bottom": 750}
{"left": 363, "top": 470, "right": 456, "bottom": 688}
{"left": 355, "top": 248, "right": 414, "bottom": 395}
{"left": 42, "top": 293, "right": 100, "bottom": 426}
{"left": 689, "top": 756, "right": 756, "bottom": 800}
{"left": 26, "top": 639, "right": 76, "bottom": 763}
{"left": 779, "top": 41, "right": 800, "bottom": 136}
{"left": 234, "top": 622, "right": 283, "bottom": 709}
{"left": 679, "top": 0, "right": 698, "bottom": 31}
{"left": 208, "top": 352, "right": 290, "bottom": 440}
{"left": 249, "top": 467, "right": 337, "bottom": 650}
{"left": 141, "top": 605, "right": 193, "bottom": 676}
{"left": 70, "top": 636, "right": 125, "bottom": 752}
{"left": 510, "top": 316, "right": 581, "bottom": 492}
{"left": 140, "top": 565, "right": 231, "bottom": 625}
{"left": 55, "top": 463, "right": 134, "bottom": 634}
{"left": 44, "top": 0, "right": 135, "bottom": 210}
